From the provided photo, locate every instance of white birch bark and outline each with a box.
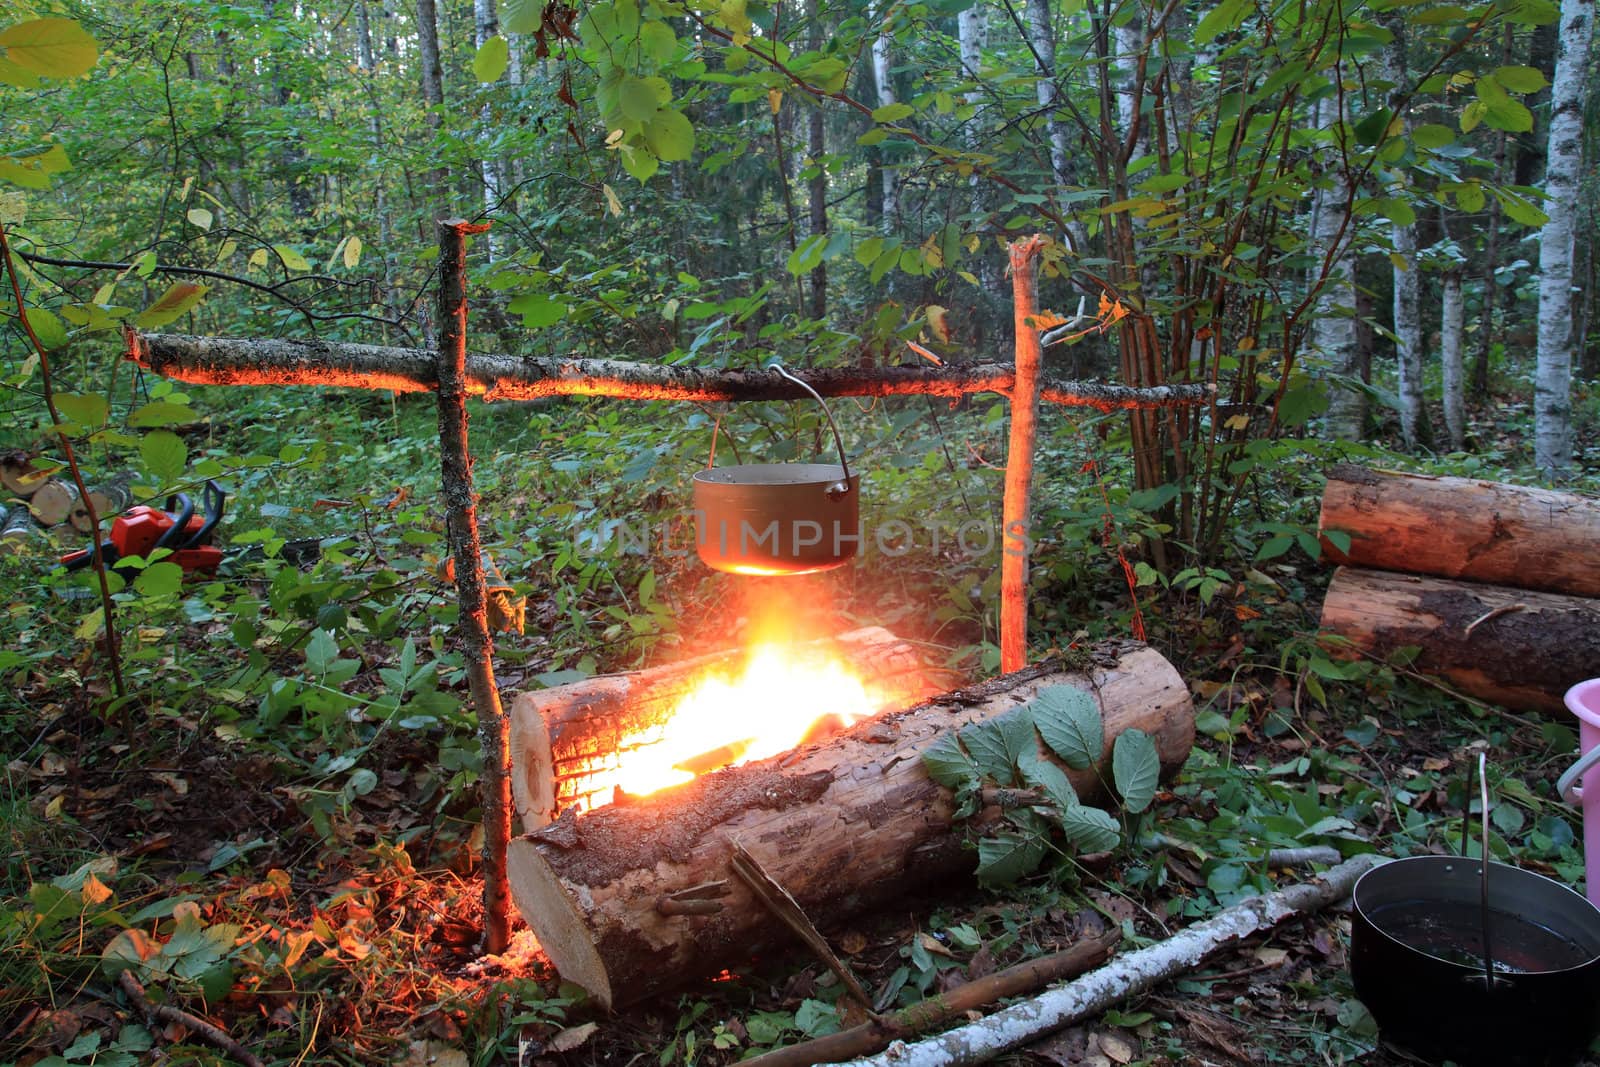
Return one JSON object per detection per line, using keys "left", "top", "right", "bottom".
{"left": 1441, "top": 268, "right": 1466, "bottom": 450}
{"left": 871, "top": 2, "right": 898, "bottom": 227}
{"left": 474, "top": 0, "right": 504, "bottom": 260}
{"left": 1024, "top": 0, "right": 1070, "bottom": 188}
{"left": 1382, "top": 17, "right": 1424, "bottom": 450}
{"left": 1312, "top": 91, "right": 1364, "bottom": 441}
{"left": 1534, "top": 0, "right": 1593, "bottom": 475}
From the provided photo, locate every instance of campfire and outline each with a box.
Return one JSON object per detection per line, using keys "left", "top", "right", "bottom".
{"left": 576, "top": 640, "right": 888, "bottom": 809}
{"left": 509, "top": 625, "right": 937, "bottom": 826}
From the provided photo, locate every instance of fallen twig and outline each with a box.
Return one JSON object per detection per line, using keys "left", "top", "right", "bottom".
{"left": 743, "top": 929, "right": 1119, "bottom": 1067}
{"left": 117, "top": 969, "right": 264, "bottom": 1067}
{"left": 1463, "top": 603, "right": 1526, "bottom": 638}
{"left": 730, "top": 841, "right": 875, "bottom": 1010}
{"left": 826, "top": 853, "right": 1381, "bottom": 1066}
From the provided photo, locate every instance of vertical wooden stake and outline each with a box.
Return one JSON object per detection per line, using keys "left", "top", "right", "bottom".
{"left": 1001, "top": 236, "right": 1046, "bottom": 673}
{"left": 435, "top": 218, "right": 512, "bottom": 954}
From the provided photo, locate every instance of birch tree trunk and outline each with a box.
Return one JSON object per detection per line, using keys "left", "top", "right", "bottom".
{"left": 1534, "top": 0, "right": 1592, "bottom": 476}
{"left": 806, "top": 0, "right": 827, "bottom": 319}
{"left": 416, "top": 0, "right": 448, "bottom": 213}
{"left": 1312, "top": 91, "right": 1363, "bottom": 441}
{"left": 1025, "top": 0, "right": 1071, "bottom": 188}
{"left": 1441, "top": 267, "right": 1466, "bottom": 450}
{"left": 871, "top": 1, "right": 897, "bottom": 225}
{"left": 1382, "top": 17, "right": 1425, "bottom": 451}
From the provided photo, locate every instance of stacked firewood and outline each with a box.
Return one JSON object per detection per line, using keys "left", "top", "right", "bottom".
{"left": 1317, "top": 464, "right": 1600, "bottom": 714}
{"left": 1, "top": 453, "right": 133, "bottom": 554}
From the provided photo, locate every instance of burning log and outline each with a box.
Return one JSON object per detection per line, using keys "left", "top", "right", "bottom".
{"left": 506, "top": 643, "right": 1193, "bottom": 1008}
{"left": 1318, "top": 464, "right": 1600, "bottom": 599}
{"left": 508, "top": 626, "right": 941, "bottom": 827}
{"left": 127, "top": 332, "right": 1212, "bottom": 412}
{"left": 1319, "top": 566, "right": 1600, "bottom": 714}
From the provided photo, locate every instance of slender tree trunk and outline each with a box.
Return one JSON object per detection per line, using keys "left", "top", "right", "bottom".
{"left": 1534, "top": 0, "right": 1592, "bottom": 475}
{"left": 1472, "top": 129, "right": 1507, "bottom": 398}
{"left": 1312, "top": 91, "right": 1363, "bottom": 440}
{"left": 474, "top": 0, "right": 504, "bottom": 258}
{"left": 1024, "top": 0, "right": 1070, "bottom": 188}
{"left": 870, "top": 1, "right": 897, "bottom": 226}
{"left": 1441, "top": 267, "right": 1466, "bottom": 450}
{"left": 1382, "top": 16, "right": 1425, "bottom": 450}
{"left": 416, "top": 0, "right": 448, "bottom": 215}
{"left": 805, "top": 0, "right": 827, "bottom": 320}
{"left": 264, "top": 0, "right": 314, "bottom": 230}
{"left": 357, "top": 0, "right": 401, "bottom": 335}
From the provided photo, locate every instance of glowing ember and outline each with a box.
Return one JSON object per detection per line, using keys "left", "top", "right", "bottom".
{"left": 597, "top": 643, "right": 881, "bottom": 804}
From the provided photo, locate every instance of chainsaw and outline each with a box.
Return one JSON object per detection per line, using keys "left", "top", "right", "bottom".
{"left": 62, "top": 479, "right": 226, "bottom": 577}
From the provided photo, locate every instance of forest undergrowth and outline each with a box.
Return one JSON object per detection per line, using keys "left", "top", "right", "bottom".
{"left": 2, "top": 378, "right": 1597, "bottom": 1067}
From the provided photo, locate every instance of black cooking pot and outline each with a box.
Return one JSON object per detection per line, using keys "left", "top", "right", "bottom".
{"left": 1350, "top": 856, "right": 1600, "bottom": 1067}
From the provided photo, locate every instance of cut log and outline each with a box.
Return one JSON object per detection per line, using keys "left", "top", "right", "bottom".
{"left": 1318, "top": 464, "right": 1600, "bottom": 599}
{"left": 76, "top": 473, "right": 136, "bottom": 533}
{"left": 28, "top": 478, "right": 80, "bottom": 528}
{"left": 508, "top": 625, "right": 945, "bottom": 828}
{"left": 1, "top": 505, "right": 41, "bottom": 555}
{"left": 1319, "top": 566, "right": 1600, "bottom": 714}
{"left": 506, "top": 643, "right": 1193, "bottom": 1008}
{"left": 0, "top": 453, "right": 52, "bottom": 499}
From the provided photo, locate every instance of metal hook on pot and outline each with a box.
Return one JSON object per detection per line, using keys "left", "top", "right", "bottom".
{"left": 770, "top": 363, "right": 852, "bottom": 499}
{"left": 1477, "top": 751, "right": 1499, "bottom": 991}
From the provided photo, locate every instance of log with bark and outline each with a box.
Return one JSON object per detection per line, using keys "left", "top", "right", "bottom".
{"left": 508, "top": 626, "right": 942, "bottom": 828}
{"left": 1318, "top": 464, "right": 1600, "bottom": 599}
{"left": 506, "top": 643, "right": 1193, "bottom": 1008}
{"left": 77, "top": 473, "right": 136, "bottom": 533}
{"left": 0, "top": 453, "right": 51, "bottom": 499}
{"left": 127, "top": 332, "right": 1212, "bottom": 412}
{"left": 1, "top": 504, "right": 40, "bottom": 554}
{"left": 1319, "top": 566, "right": 1600, "bottom": 714}
{"left": 28, "top": 478, "right": 81, "bottom": 528}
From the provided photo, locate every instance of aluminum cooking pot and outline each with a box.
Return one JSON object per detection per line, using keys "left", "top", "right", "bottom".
{"left": 692, "top": 366, "right": 860, "bottom": 576}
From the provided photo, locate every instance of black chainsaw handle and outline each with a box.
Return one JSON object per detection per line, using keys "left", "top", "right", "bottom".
{"left": 153, "top": 492, "right": 195, "bottom": 553}
{"left": 185, "top": 480, "right": 226, "bottom": 549}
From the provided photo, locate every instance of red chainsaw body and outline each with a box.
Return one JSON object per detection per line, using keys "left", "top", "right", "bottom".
{"left": 111, "top": 505, "right": 222, "bottom": 574}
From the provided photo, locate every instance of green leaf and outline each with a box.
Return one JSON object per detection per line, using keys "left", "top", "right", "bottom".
{"left": 0, "top": 143, "right": 71, "bottom": 189}
{"left": 305, "top": 628, "right": 339, "bottom": 674}
{"left": 0, "top": 18, "right": 99, "bottom": 79}
{"left": 1493, "top": 64, "right": 1547, "bottom": 93}
{"left": 786, "top": 234, "right": 827, "bottom": 276}
{"left": 1373, "top": 197, "right": 1416, "bottom": 226}
{"left": 922, "top": 733, "right": 980, "bottom": 789}
{"left": 640, "top": 20, "right": 677, "bottom": 62}
{"left": 619, "top": 143, "right": 660, "bottom": 182}
{"left": 0, "top": 56, "right": 43, "bottom": 88}
{"left": 619, "top": 75, "right": 663, "bottom": 121}
{"left": 1353, "top": 108, "right": 1394, "bottom": 146}
{"left": 1030, "top": 685, "right": 1102, "bottom": 769}
{"left": 1411, "top": 123, "right": 1455, "bottom": 149}
{"left": 473, "top": 35, "right": 509, "bottom": 81}
{"left": 186, "top": 207, "right": 213, "bottom": 230}
{"left": 1017, "top": 751, "right": 1079, "bottom": 811}
{"left": 507, "top": 292, "right": 567, "bottom": 328}
{"left": 273, "top": 244, "right": 310, "bottom": 272}
{"left": 56, "top": 392, "right": 108, "bottom": 428}
{"left": 501, "top": 0, "right": 542, "bottom": 33}
{"left": 139, "top": 430, "right": 187, "bottom": 487}
{"left": 871, "top": 101, "right": 914, "bottom": 123}
{"left": 959, "top": 719, "right": 1017, "bottom": 785}
{"left": 642, "top": 108, "right": 694, "bottom": 161}
{"left": 1456, "top": 181, "right": 1486, "bottom": 212}
{"left": 1111, "top": 729, "right": 1160, "bottom": 813}
{"left": 975, "top": 830, "right": 1047, "bottom": 886}
{"left": 127, "top": 400, "right": 195, "bottom": 427}
{"left": 134, "top": 283, "right": 208, "bottom": 328}
{"left": 1497, "top": 188, "right": 1549, "bottom": 227}
{"left": 21, "top": 305, "right": 66, "bottom": 349}
{"left": 1057, "top": 805, "right": 1121, "bottom": 852}
{"left": 134, "top": 561, "right": 184, "bottom": 597}
{"left": 1193, "top": 0, "right": 1247, "bottom": 41}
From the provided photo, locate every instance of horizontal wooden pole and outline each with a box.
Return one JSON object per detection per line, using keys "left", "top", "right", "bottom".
{"left": 127, "top": 332, "right": 1212, "bottom": 411}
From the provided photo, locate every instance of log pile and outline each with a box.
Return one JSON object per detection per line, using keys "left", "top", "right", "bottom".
{"left": 1, "top": 453, "right": 141, "bottom": 551}
{"left": 1317, "top": 465, "right": 1600, "bottom": 714}
{"left": 506, "top": 640, "right": 1193, "bottom": 1008}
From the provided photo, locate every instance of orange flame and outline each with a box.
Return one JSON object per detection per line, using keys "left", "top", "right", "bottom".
{"left": 596, "top": 642, "right": 881, "bottom": 804}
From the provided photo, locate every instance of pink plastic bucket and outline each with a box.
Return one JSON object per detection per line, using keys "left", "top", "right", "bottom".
{"left": 1561, "top": 679, "right": 1600, "bottom": 908}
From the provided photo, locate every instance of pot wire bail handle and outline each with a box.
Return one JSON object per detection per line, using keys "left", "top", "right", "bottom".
{"left": 1478, "top": 750, "right": 1497, "bottom": 991}
{"left": 770, "top": 363, "right": 852, "bottom": 499}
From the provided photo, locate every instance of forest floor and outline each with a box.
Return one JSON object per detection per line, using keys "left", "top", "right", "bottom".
{"left": 2, "top": 391, "right": 1596, "bottom": 1067}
